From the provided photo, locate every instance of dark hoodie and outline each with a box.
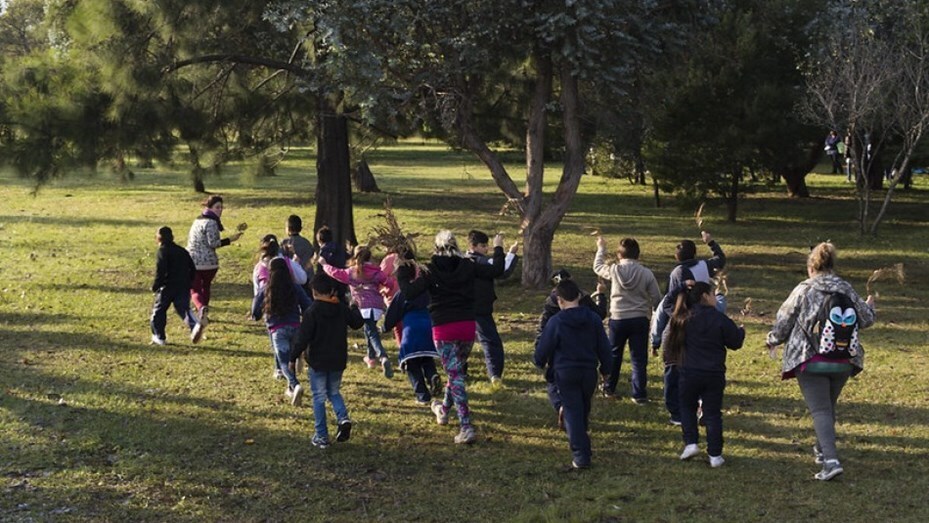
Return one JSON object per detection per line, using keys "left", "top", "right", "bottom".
{"left": 534, "top": 306, "right": 612, "bottom": 373}
{"left": 152, "top": 241, "right": 196, "bottom": 292}
{"left": 396, "top": 247, "right": 504, "bottom": 327}
{"left": 291, "top": 299, "right": 364, "bottom": 372}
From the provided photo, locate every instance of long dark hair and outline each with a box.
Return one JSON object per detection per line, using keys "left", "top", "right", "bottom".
{"left": 665, "top": 281, "right": 713, "bottom": 365}
{"left": 264, "top": 258, "right": 296, "bottom": 318}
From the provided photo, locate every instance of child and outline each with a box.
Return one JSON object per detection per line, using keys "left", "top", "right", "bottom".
{"left": 284, "top": 214, "right": 315, "bottom": 269}
{"left": 150, "top": 226, "right": 198, "bottom": 345}
{"left": 535, "top": 279, "right": 611, "bottom": 469}
{"left": 465, "top": 229, "right": 519, "bottom": 387}
{"left": 383, "top": 288, "right": 442, "bottom": 405}
{"left": 252, "top": 234, "right": 307, "bottom": 294}
{"left": 535, "top": 269, "right": 608, "bottom": 428}
{"left": 321, "top": 246, "right": 393, "bottom": 378}
{"left": 251, "top": 258, "right": 312, "bottom": 406}
{"left": 315, "top": 226, "right": 348, "bottom": 301}
{"left": 665, "top": 282, "right": 744, "bottom": 467}
{"left": 292, "top": 273, "right": 365, "bottom": 448}
{"left": 592, "top": 235, "right": 661, "bottom": 402}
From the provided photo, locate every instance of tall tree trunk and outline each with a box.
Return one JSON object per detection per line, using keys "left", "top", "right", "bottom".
{"left": 352, "top": 157, "right": 381, "bottom": 193}
{"left": 725, "top": 168, "right": 740, "bottom": 222}
{"left": 314, "top": 96, "right": 357, "bottom": 248}
{"left": 783, "top": 168, "right": 810, "bottom": 198}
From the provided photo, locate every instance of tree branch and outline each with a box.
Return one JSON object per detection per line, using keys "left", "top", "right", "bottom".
{"left": 163, "top": 54, "right": 307, "bottom": 77}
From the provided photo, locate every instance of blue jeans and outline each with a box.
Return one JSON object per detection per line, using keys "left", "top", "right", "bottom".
{"left": 270, "top": 326, "right": 299, "bottom": 388}
{"left": 475, "top": 314, "right": 505, "bottom": 379}
{"left": 679, "top": 368, "right": 726, "bottom": 457}
{"left": 363, "top": 318, "right": 388, "bottom": 360}
{"left": 555, "top": 366, "right": 598, "bottom": 466}
{"left": 150, "top": 287, "right": 197, "bottom": 339}
{"left": 309, "top": 369, "right": 349, "bottom": 440}
{"left": 607, "top": 317, "right": 649, "bottom": 399}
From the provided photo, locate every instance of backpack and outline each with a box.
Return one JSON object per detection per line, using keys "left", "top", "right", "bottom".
{"left": 815, "top": 293, "right": 860, "bottom": 359}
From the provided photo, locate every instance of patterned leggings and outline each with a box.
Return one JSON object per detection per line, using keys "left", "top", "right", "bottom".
{"left": 436, "top": 339, "right": 473, "bottom": 428}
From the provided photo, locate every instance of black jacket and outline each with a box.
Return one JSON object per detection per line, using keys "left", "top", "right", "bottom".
{"left": 152, "top": 241, "right": 196, "bottom": 292}
{"left": 536, "top": 290, "right": 607, "bottom": 348}
{"left": 680, "top": 304, "right": 745, "bottom": 373}
{"left": 397, "top": 247, "right": 504, "bottom": 327}
{"left": 292, "top": 299, "right": 364, "bottom": 371}
{"left": 466, "top": 250, "right": 516, "bottom": 315}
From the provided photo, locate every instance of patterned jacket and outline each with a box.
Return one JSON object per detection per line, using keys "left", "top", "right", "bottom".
{"left": 187, "top": 215, "right": 228, "bottom": 270}
{"left": 766, "top": 273, "right": 875, "bottom": 378}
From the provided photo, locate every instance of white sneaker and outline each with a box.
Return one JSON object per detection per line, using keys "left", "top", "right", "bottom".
{"left": 150, "top": 334, "right": 166, "bottom": 346}
{"left": 291, "top": 384, "right": 304, "bottom": 407}
{"left": 198, "top": 306, "right": 210, "bottom": 327}
{"left": 190, "top": 323, "right": 204, "bottom": 344}
{"left": 680, "top": 444, "right": 700, "bottom": 460}
{"left": 454, "top": 426, "right": 476, "bottom": 444}
{"left": 431, "top": 401, "right": 449, "bottom": 425}
{"left": 709, "top": 455, "right": 725, "bottom": 468}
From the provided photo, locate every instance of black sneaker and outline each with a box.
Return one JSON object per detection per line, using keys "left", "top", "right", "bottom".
{"left": 335, "top": 419, "right": 353, "bottom": 442}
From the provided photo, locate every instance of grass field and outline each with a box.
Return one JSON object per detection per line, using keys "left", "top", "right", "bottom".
{"left": 2, "top": 143, "right": 929, "bottom": 522}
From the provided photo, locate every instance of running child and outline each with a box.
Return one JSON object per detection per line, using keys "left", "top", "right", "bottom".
{"left": 150, "top": 226, "right": 197, "bottom": 345}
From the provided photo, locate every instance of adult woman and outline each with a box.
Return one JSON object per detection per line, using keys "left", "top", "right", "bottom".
{"left": 766, "top": 242, "right": 875, "bottom": 481}
{"left": 187, "top": 195, "right": 243, "bottom": 341}
{"left": 396, "top": 230, "right": 503, "bottom": 444}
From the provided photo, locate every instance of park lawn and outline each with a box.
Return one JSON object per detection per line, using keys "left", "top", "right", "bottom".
{"left": 1, "top": 142, "right": 928, "bottom": 522}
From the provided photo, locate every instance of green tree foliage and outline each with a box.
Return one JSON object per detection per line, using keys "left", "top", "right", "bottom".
{"left": 644, "top": 0, "right": 824, "bottom": 221}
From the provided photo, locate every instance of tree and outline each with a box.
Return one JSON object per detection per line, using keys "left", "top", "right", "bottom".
{"left": 802, "top": 0, "right": 929, "bottom": 235}
{"left": 643, "top": 0, "right": 824, "bottom": 221}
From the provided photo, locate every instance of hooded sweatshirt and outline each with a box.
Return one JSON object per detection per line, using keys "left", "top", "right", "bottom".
{"left": 291, "top": 298, "right": 365, "bottom": 372}
{"left": 593, "top": 248, "right": 661, "bottom": 320}
{"left": 323, "top": 263, "right": 388, "bottom": 310}
{"left": 396, "top": 247, "right": 504, "bottom": 327}
{"left": 766, "top": 273, "right": 875, "bottom": 379}
{"left": 534, "top": 306, "right": 612, "bottom": 372}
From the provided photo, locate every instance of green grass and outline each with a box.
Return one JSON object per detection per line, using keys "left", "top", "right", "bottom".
{"left": 2, "top": 143, "right": 929, "bottom": 522}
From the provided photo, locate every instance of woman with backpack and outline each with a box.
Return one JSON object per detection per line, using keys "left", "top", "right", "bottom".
{"left": 766, "top": 242, "right": 875, "bottom": 481}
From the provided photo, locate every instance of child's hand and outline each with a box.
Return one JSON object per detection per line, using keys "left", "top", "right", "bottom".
{"left": 493, "top": 233, "right": 504, "bottom": 248}
{"left": 508, "top": 240, "right": 519, "bottom": 254}
{"left": 701, "top": 231, "right": 713, "bottom": 244}
{"left": 596, "top": 235, "right": 606, "bottom": 250}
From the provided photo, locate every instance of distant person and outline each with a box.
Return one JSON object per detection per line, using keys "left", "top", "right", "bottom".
{"left": 535, "top": 269, "right": 607, "bottom": 429}
{"left": 825, "top": 130, "right": 842, "bottom": 175}
{"left": 251, "top": 258, "right": 312, "bottom": 406}
{"left": 766, "top": 242, "right": 875, "bottom": 481}
{"left": 292, "top": 273, "right": 365, "bottom": 449}
{"left": 466, "top": 229, "right": 519, "bottom": 387}
{"left": 665, "top": 282, "right": 744, "bottom": 468}
{"left": 593, "top": 236, "right": 660, "bottom": 403}
{"left": 396, "top": 230, "right": 504, "bottom": 444}
{"left": 149, "top": 226, "right": 197, "bottom": 346}
{"left": 534, "top": 279, "right": 612, "bottom": 469}
{"left": 186, "top": 195, "right": 243, "bottom": 341}
{"left": 651, "top": 231, "right": 726, "bottom": 425}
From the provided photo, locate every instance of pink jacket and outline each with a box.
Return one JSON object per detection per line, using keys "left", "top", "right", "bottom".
{"left": 323, "top": 263, "right": 387, "bottom": 310}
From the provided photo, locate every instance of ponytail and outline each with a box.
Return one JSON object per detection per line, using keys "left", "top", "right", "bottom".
{"left": 665, "top": 281, "right": 713, "bottom": 365}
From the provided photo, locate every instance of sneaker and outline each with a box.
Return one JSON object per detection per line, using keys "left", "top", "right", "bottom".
{"left": 335, "top": 419, "right": 353, "bottom": 442}
{"left": 291, "top": 384, "right": 304, "bottom": 407}
{"left": 150, "top": 334, "right": 166, "bottom": 346}
{"left": 415, "top": 398, "right": 431, "bottom": 406}
{"left": 558, "top": 406, "right": 565, "bottom": 431}
{"left": 454, "top": 426, "right": 476, "bottom": 444}
{"left": 431, "top": 401, "right": 449, "bottom": 426}
{"left": 815, "top": 459, "right": 844, "bottom": 481}
{"left": 571, "top": 460, "right": 590, "bottom": 469}
{"left": 363, "top": 356, "right": 377, "bottom": 369}
{"left": 709, "top": 455, "right": 725, "bottom": 468}
{"left": 668, "top": 418, "right": 682, "bottom": 426}
{"left": 272, "top": 369, "right": 285, "bottom": 380}
{"left": 198, "top": 306, "right": 210, "bottom": 327}
{"left": 813, "top": 444, "right": 824, "bottom": 465}
{"left": 632, "top": 397, "right": 649, "bottom": 405}
{"left": 490, "top": 376, "right": 503, "bottom": 390}
{"left": 429, "top": 374, "right": 443, "bottom": 397}
{"left": 680, "top": 444, "right": 700, "bottom": 460}
{"left": 311, "top": 434, "right": 330, "bottom": 449}
{"left": 190, "top": 323, "right": 204, "bottom": 344}
{"left": 381, "top": 357, "right": 394, "bottom": 379}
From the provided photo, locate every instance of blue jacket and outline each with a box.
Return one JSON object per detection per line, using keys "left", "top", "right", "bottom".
{"left": 534, "top": 306, "right": 611, "bottom": 373}
{"left": 681, "top": 304, "right": 745, "bottom": 373}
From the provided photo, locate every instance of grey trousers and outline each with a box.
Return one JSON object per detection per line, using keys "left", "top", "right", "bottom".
{"left": 797, "top": 370, "right": 851, "bottom": 461}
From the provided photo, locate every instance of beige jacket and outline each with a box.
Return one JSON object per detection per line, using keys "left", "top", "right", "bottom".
{"left": 593, "top": 249, "right": 660, "bottom": 320}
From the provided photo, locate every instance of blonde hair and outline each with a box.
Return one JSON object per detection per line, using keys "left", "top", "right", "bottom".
{"left": 808, "top": 242, "right": 836, "bottom": 274}
{"left": 350, "top": 245, "right": 372, "bottom": 279}
{"left": 433, "top": 230, "right": 462, "bottom": 257}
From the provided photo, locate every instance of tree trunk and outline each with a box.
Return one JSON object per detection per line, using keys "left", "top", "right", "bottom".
{"left": 653, "top": 175, "right": 661, "bottom": 208}
{"left": 314, "top": 96, "right": 357, "bottom": 248}
{"left": 783, "top": 167, "right": 810, "bottom": 198}
{"left": 725, "top": 168, "right": 740, "bottom": 222}
{"left": 521, "top": 223, "right": 555, "bottom": 289}
{"left": 352, "top": 157, "right": 381, "bottom": 193}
